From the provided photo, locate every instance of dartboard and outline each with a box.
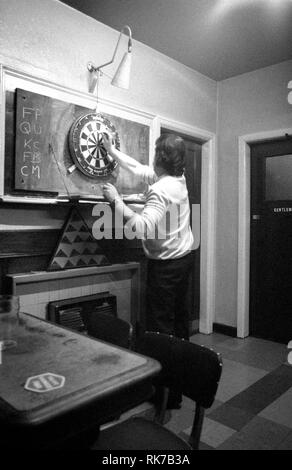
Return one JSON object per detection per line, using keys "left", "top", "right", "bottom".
{"left": 68, "top": 113, "right": 119, "bottom": 178}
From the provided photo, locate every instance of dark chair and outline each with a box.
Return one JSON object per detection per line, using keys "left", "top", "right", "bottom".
{"left": 85, "top": 312, "right": 133, "bottom": 349}
{"left": 92, "top": 331, "right": 223, "bottom": 450}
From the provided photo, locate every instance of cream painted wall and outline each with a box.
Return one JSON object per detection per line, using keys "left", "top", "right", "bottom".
{"left": 0, "top": 0, "right": 217, "bottom": 230}
{"left": 216, "top": 59, "right": 292, "bottom": 327}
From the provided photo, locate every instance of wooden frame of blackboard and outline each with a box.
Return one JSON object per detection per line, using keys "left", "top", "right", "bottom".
{"left": 0, "top": 64, "right": 156, "bottom": 205}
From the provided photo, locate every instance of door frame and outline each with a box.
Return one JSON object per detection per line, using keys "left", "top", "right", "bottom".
{"left": 154, "top": 116, "right": 217, "bottom": 334}
{"left": 237, "top": 127, "right": 292, "bottom": 337}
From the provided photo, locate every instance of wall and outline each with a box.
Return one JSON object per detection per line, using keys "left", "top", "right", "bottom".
{"left": 216, "top": 59, "right": 292, "bottom": 327}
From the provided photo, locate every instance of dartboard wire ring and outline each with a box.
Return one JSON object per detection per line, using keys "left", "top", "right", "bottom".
{"left": 68, "top": 113, "right": 119, "bottom": 179}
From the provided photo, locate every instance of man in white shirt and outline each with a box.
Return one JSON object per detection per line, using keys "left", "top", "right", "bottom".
{"left": 102, "top": 133, "right": 194, "bottom": 341}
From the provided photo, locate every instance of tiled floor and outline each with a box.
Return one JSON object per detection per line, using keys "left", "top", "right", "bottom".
{"left": 103, "top": 332, "right": 291, "bottom": 450}
{"left": 166, "top": 333, "right": 292, "bottom": 450}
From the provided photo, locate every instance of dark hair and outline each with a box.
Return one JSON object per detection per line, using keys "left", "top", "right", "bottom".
{"left": 155, "top": 133, "right": 186, "bottom": 176}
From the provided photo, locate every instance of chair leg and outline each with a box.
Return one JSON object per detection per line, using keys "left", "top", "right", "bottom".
{"left": 154, "top": 387, "right": 169, "bottom": 424}
{"left": 128, "top": 324, "right": 134, "bottom": 349}
{"left": 189, "top": 405, "right": 205, "bottom": 449}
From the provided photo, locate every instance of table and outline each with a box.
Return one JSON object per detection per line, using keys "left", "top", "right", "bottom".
{"left": 0, "top": 312, "right": 160, "bottom": 449}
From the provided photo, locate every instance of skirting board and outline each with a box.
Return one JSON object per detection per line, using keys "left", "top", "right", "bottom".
{"left": 213, "top": 322, "right": 237, "bottom": 338}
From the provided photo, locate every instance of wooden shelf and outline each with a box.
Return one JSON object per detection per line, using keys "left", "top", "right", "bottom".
{"left": 0, "top": 252, "right": 51, "bottom": 259}
{"left": 7, "top": 262, "right": 140, "bottom": 284}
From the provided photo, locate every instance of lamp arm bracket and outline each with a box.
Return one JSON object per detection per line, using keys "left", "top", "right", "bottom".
{"left": 88, "top": 25, "right": 132, "bottom": 74}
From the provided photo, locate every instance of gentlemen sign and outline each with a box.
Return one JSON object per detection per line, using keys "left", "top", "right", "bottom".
{"left": 288, "top": 341, "right": 292, "bottom": 365}
{"left": 288, "top": 80, "right": 292, "bottom": 105}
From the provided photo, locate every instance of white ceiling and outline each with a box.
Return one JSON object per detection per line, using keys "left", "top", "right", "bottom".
{"left": 61, "top": 0, "right": 292, "bottom": 81}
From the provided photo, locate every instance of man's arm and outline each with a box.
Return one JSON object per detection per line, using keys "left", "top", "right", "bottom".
{"left": 102, "top": 183, "right": 137, "bottom": 222}
{"left": 102, "top": 183, "right": 168, "bottom": 237}
{"left": 126, "top": 188, "right": 168, "bottom": 238}
{"left": 102, "top": 133, "right": 156, "bottom": 184}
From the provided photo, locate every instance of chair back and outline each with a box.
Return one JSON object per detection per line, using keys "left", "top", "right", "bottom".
{"left": 86, "top": 312, "right": 133, "bottom": 349}
{"left": 136, "top": 331, "right": 222, "bottom": 408}
{"left": 94, "top": 333, "right": 223, "bottom": 450}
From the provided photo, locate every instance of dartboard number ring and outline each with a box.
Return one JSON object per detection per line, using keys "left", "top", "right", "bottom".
{"left": 69, "top": 113, "right": 119, "bottom": 178}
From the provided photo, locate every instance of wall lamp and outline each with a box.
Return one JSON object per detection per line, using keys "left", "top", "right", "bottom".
{"left": 88, "top": 25, "right": 133, "bottom": 96}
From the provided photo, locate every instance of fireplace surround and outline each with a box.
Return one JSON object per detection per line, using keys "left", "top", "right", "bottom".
{"left": 6, "top": 263, "right": 140, "bottom": 327}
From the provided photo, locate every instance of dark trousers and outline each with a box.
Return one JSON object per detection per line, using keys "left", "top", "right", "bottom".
{"left": 146, "top": 252, "right": 194, "bottom": 340}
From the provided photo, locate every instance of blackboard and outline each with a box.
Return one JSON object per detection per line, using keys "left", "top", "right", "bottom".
{"left": 10, "top": 88, "right": 149, "bottom": 199}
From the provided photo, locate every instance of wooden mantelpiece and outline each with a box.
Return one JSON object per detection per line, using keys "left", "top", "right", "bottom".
{"left": 6, "top": 263, "right": 141, "bottom": 327}
{"left": 7, "top": 263, "right": 140, "bottom": 285}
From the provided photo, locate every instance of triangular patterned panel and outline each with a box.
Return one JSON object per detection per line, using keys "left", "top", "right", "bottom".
{"left": 88, "top": 257, "right": 102, "bottom": 267}
{"left": 86, "top": 244, "right": 100, "bottom": 254}
{"left": 62, "top": 236, "right": 72, "bottom": 244}
{"left": 81, "top": 255, "right": 94, "bottom": 262}
{"left": 71, "top": 212, "right": 82, "bottom": 222}
{"left": 71, "top": 249, "right": 81, "bottom": 257}
{"left": 74, "top": 235, "right": 83, "bottom": 243}
{"left": 64, "top": 259, "right": 76, "bottom": 269}
{"left": 94, "top": 255, "right": 109, "bottom": 265}
{"left": 50, "top": 260, "right": 62, "bottom": 270}
{"left": 48, "top": 207, "right": 110, "bottom": 271}
{"left": 84, "top": 234, "right": 94, "bottom": 243}
{"left": 71, "top": 221, "right": 83, "bottom": 232}
{"left": 78, "top": 231, "right": 89, "bottom": 241}
{"left": 56, "top": 249, "right": 68, "bottom": 258}
{"left": 76, "top": 258, "right": 87, "bottom": 267}
{"left": 67, "top": 224, "right": 77, "bottom": 233}
{"left": 51, "top": 257, "right": 68, "bottom": 269}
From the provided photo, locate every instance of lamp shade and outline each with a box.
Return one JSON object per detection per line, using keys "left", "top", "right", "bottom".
{"left": 111, "top": 52, "right": 132, "bottom": 89}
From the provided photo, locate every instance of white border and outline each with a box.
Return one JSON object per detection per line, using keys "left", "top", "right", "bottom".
{"left": 0, "top": 65, "right": 156, "bottom": 203}
{"left": 237, "top": 127, "right": 292, "bottom": 338}
{"left": 156, "top": 116, "right": 217, "bottom": 335}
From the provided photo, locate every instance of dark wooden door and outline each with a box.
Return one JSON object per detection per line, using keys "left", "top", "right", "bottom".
{"left": 161, "top": 129, "right": 202, "bottom": 322}
{"left": 250, "top": 138, "right": 292, "bottom": 343}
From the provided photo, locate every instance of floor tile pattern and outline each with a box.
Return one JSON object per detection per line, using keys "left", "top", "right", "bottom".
{"left": 169, "top": 333, "right": 292, "bottom": 450}
{"left": 105, "top": 333, "right": 291, "bottom": 450}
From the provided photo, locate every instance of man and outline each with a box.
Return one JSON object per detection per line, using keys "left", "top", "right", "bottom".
{"left": 102, "top": 133, "right": 194, "bottom": 342}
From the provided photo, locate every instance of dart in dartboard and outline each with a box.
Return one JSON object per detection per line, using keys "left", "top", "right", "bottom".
{"left": 68, "top": 113, "right": 120, "bottom": 178}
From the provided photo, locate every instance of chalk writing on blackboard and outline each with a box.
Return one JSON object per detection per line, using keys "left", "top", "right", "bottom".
{"left": 15, "top": 90, "right": 46, "bottom": 189}
{"left": 19, "top": 107, "right": 42, "bottom": 179}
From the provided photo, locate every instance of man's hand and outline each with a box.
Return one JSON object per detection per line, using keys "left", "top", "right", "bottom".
{"left": 102, "top": 183, "right": 121, "bottom": 204}
{"left": 102, "top": 132, "right": 115, "bottom": 155}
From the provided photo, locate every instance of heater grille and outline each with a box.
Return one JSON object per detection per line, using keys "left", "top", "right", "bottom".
{"left": 56, "top": 307, "right": 85, "bottom": 331}
{"left": 48, "top": 292, "right": 117, "bottom": 333}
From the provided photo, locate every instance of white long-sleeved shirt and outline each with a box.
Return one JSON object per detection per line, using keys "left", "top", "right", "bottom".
{"left": 125, "top": 165, "right": 194, "bottom": 260}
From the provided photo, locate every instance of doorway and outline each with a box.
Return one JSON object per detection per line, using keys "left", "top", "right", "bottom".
{"left": 161, "top": 128, "right": 202, "bottom": 329}
{"left": 250, "top": 137, "right": 292, "bottom": 343}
